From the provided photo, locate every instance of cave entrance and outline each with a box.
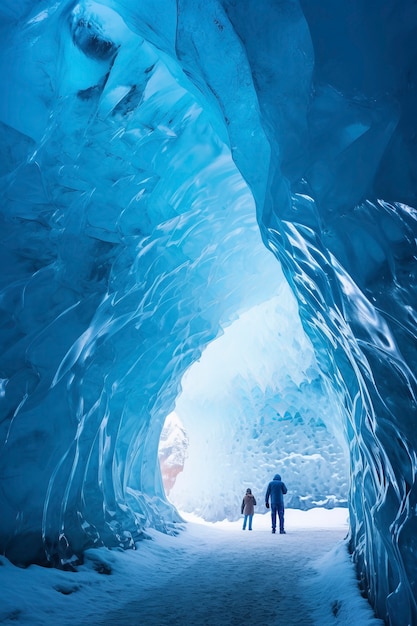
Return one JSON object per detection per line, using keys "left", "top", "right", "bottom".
{"left": 158, "top": 293, "right": 349, "bottom": 523}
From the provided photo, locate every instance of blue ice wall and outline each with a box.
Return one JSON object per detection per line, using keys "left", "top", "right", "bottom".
{"left": 1, "top": 2, "right": 417, "bottom": 625}
{"left": 0, "top": 0, "right": 281, "bottom": 566}
{"left": 224, "top": 2, "right": 417, "bottom": 624}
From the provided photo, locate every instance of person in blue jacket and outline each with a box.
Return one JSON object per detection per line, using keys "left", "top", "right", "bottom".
{"left": 265, "top": 473, "right": 288, "bottom": 534}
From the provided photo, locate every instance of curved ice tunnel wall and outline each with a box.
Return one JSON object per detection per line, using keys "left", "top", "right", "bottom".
{"left": 0, "top": 2, "right": 417, "bottom": 625}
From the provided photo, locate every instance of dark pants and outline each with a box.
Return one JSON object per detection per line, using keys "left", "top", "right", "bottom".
{"left": 271, "top": 504, "right": 284, "bottom": 532}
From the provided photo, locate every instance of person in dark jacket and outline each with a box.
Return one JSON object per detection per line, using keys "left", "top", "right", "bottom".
{"left": 241, "top": 488, "right": 257, "bottom": 530}
{"left": 265, "top": 474, "right": 288, "bottom": 534}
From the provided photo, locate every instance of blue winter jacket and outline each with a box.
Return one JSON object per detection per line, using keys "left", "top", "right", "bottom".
{"left": 265, "top": 474, "right": 287, "bottom": 508}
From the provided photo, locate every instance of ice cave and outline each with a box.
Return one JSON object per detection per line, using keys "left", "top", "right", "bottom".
{"left": 1, "top": 1, "right": 417, "bottom": 625}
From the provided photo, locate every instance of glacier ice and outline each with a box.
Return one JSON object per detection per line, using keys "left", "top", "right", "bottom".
{"left": 1, "top": 1, "right": 417, "bottom": 625}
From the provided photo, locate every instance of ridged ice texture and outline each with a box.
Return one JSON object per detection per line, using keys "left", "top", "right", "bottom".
{"left": 1, "top": 2, "right": 417, "bottom": 625}
{"left": 0, "top": 0, "right": 281, "bottom": 566}
{"left": 230, "top": 2, "right": 417, "bottom": 625}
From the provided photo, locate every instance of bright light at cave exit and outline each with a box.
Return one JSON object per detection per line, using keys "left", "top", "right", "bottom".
{"left": 158, "top": 281, "right": 349, "bottom": 523}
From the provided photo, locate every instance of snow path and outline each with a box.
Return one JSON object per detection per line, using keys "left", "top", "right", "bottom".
{"left": 90, "top": 515, "right": 348, "bottom": 626}
{"left": 0, "top": 510, "right": 383, "bottom": 626}
{"left": 94, "top": 531, "right": 340, "bottom": 626}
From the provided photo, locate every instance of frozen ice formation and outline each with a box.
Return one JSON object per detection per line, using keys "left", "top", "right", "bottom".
{"left": 1, "top": 1, "right": 417, "bottom": 625}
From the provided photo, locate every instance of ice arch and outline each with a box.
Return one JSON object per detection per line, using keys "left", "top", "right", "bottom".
{"left": 1, "top": 2, "right": 417, "bottom": 626}
{"left": 164, "top": 290, "right": 348, "bottom": 521}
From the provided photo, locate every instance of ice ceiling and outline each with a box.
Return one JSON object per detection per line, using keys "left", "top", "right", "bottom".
{"left": 1, "top": 1, "right": 417, "bottom": 625}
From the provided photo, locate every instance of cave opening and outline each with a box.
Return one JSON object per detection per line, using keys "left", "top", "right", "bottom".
{"left": 158, "top": 290, "right": 350, "bottom": 524}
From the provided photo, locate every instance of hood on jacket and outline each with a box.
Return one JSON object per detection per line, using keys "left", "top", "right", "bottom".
{"left": 273, "top": 474, "right": 281, "bottom": 481}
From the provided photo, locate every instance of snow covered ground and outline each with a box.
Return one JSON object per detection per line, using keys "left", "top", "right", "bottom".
{"left": 0, "top": 509, "right": 384, "bottom": 626}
